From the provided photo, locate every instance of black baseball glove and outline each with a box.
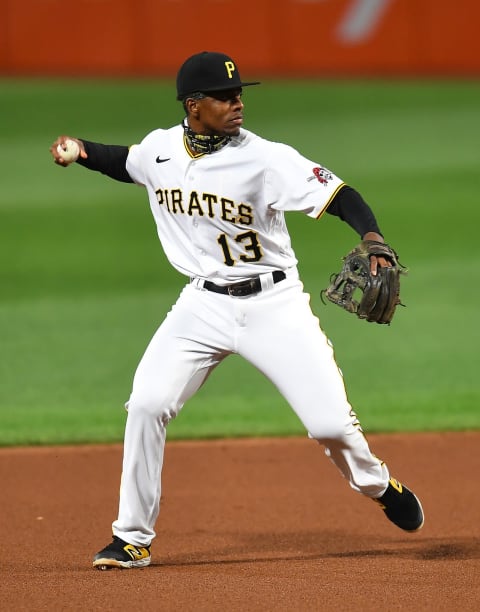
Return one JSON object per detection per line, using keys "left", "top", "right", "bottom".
{"left": 322, "top": 240, "right": 407, "bottom": 324}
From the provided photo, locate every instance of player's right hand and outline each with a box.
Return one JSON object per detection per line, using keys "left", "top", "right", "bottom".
{"left": 50, "top": 136, "right": 88, "bottom": 167}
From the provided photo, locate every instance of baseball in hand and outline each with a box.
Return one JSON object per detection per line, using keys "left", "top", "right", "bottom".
{"left": 57, "top": 139, "right": 80, "bottom": 164}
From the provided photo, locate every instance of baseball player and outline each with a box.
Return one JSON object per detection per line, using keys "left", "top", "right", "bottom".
{"left": 50, "top": 51, "right": 424, "bottom": 570}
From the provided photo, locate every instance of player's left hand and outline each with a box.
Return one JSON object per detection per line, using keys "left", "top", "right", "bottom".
{"left": 362, "top": 231, "right": 393, "bottom": 276}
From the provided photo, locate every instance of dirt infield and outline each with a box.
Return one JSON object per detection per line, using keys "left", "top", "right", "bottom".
{"left": 1, "top": 432, "right": 479, "bottom": 611}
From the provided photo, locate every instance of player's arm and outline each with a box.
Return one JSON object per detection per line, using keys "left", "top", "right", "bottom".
{"left": 327, "top": 185, "right": 388, "bottom": 274}
{"left": 50, "top": 136, "right": 134, "bottom": 183}
{"left": 77, "top": 140, "right": 133, "bottom": 183}
{"left": 327, "top": 185, "right": 383, "bottom": 239}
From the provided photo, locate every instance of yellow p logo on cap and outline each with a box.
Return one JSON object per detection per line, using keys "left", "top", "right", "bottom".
{"left": 225, "top": 61, "right": 235, "bottom": 79}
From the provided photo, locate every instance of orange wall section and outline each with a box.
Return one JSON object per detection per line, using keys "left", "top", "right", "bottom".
{"left": 1, "top": 0, "right": 479, "bottom": 77}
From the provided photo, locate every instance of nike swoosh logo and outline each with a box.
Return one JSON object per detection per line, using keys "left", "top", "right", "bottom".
{"left": 156, "top": 156, "right": 170, "bottom": 163}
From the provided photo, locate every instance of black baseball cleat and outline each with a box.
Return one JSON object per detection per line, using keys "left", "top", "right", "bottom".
{"left": 374, "top": 477, "right": 424, "bottom": 532}
{"left": 93, "top": 536, "right": 151, "bottom": 570}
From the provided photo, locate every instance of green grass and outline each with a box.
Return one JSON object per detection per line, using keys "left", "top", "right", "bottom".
{"left": 1, "top": 78, "right": 479, "bottom": 445}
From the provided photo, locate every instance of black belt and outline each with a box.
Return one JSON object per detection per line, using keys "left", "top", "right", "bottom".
{"left": 200, "top": 270, "right": 286, "bottom": 297}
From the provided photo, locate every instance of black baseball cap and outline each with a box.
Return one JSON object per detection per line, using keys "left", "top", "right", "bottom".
{"left": 176, "top": 51, "right": 260, "bottom": 101}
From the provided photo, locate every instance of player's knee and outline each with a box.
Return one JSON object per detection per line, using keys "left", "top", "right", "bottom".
{"left": 303, "top": 402, "right": 358, "bottom": 441}
{"left": 127, "top": 390, "right": 180, "bottom": 426}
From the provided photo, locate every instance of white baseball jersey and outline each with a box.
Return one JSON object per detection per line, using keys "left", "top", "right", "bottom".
{"left": 126, "top": 125, "right": 345, "bottom": 283}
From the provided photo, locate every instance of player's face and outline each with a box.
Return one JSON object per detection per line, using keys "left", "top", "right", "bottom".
{"left": 189, "top": 88, "right": 244, "bottom": 137}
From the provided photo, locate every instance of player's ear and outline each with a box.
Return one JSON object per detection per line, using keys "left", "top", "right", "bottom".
{"left": 185, "top": 98, "right": 200, "bottom": 118}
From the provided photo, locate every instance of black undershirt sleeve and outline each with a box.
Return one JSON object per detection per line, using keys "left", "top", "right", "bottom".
{"left": 327, "top": 185, "right": 382, "bottom": 238}
{"left": 76, "top": 140, "right": 134, "bottom": 183}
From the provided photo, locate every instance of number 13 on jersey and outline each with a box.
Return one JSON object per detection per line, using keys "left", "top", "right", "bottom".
{"left": 217, "top": 230, "right": 264, "bottom": 266}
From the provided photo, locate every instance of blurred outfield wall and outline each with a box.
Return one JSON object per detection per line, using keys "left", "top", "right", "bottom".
{"left": 1, "top": 0, "right": 478, "bottom": 77}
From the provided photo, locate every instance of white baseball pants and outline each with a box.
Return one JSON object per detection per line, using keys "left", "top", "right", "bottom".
{"left": 113, "top": 269, "right": 389, "bottom": 546}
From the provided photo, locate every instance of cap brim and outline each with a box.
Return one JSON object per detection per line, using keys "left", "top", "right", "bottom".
{"left": 203, "top": 81, "right": 261, "bottom": 91}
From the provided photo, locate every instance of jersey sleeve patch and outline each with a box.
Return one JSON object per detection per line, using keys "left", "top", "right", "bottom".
{"left": 307, "top": 166, "right": 333, "bottom": 186}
